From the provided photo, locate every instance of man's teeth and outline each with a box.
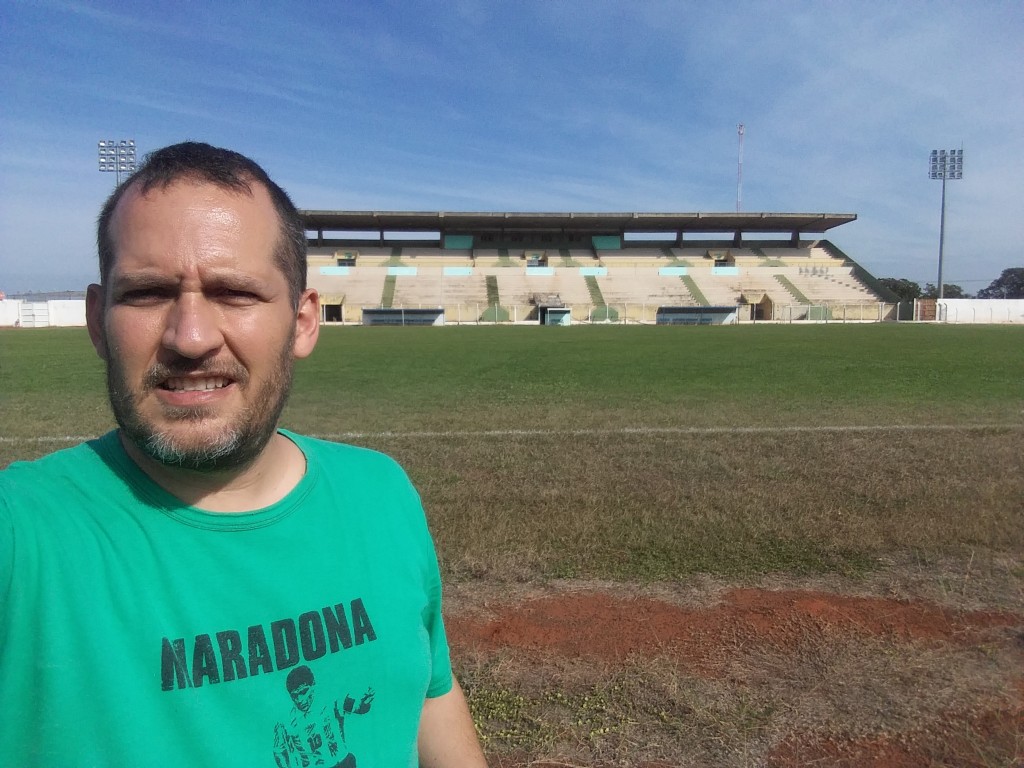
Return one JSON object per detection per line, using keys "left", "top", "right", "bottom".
{"left": 164, "top": 377, "right": 229, "bottom": 392}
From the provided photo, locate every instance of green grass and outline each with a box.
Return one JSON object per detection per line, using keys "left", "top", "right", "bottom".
{"left": 2, "top": 325, "right": 1022, "bottom": 579}
{"left": 289, "top": 325, "right": 1023, "bottom": 431}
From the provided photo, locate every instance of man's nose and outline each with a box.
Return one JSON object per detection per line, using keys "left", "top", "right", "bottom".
{"left": 161, "top": 294, "right": 224, "bottom": 358}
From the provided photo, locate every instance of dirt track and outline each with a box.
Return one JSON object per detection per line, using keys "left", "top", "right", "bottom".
{"left": 445, "top": 579, "right": 1024, "bottom": 767}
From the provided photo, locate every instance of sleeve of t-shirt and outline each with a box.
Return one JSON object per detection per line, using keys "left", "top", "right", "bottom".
{"left": 0, "top": 482, "right": 14, "bottom": 608}
{"left": 355, "top": 446, "right": 455, "bottom": 700}
{"left": 422, "top": 534, "right": 453, "bottom": 699}
{"left": 399, "top": 472, "right": 454, "bottom": 700}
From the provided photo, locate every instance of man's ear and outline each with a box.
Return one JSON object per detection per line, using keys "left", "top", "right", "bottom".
{"left": 292, "top": 288, "right": 320, "bottom": 360}
{"left": 86, "top": 283, "right": 108, "bottom": 360}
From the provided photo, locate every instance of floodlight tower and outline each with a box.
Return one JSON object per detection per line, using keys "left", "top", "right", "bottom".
{"left": 736, "top": 124, "right": 745, "bottom": 213}
{"left": 928, "top": 148, "right": 963, "bottom": 300}
{"left": 98, "top": 139, "right": 138, "bottom": 185}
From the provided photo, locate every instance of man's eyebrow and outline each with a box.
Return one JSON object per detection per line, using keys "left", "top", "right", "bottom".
{"left": 108, "top": 271, "right": 271, "bottom": 293}
{"left": 108, "top": 272, "right": 178, "bottom": 293}
{"left": 203, "top": 272, "right": 272, "bottom": 293}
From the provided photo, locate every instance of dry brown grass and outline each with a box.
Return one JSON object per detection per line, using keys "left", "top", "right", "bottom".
{"left": 456, "top": 640, "right": 1023, "bottom": 766}
{"left": 357, "top": 427, "right": 1024, "bottom": 581}
{"left": 449, "top": 577, "right": 1024, "bottom": 767}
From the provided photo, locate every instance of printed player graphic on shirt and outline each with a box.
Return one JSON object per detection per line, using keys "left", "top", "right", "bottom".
{"left": 273, "top": 665, "right": 375, "bottom": 768}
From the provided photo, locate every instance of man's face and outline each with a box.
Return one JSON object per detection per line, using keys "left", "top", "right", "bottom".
{"left": 289, "top": 682, "right": 314, "bottom": 714}
{"left": 86, "top": 179, "right": 318, "bottom": 471}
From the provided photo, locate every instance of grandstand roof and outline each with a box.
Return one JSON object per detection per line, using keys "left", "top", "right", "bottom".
{"left": 301, "top": 211, "right": 856, "bottom": 236}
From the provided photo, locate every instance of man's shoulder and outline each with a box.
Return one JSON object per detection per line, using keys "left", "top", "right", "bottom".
{"left": 285, "top": 431, "right": 409, "bottom": 477}
{"left": 0, "top": 432, "right": 128, "bottom": 518}
{"left": 1, "top": 432, "right": 119, "bottom": 488}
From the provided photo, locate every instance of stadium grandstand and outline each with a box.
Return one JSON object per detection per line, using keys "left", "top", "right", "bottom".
{"left": 303, "top": 210, "right": 900, "bottom": 325}
{"left": 8, "top": 211, "right": 1020, "bottom": 329}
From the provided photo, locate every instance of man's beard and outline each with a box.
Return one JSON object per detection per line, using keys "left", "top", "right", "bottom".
{"left": 104, "top": 340, "right": 294, "bottom": 473}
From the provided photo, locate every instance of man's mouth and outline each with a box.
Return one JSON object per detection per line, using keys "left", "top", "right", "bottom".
{"left": 160, "top": 376, "right": 231, "bottom": 392}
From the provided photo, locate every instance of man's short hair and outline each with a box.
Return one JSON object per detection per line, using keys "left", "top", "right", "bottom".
{"left": 96, "top": 141, "right": 307, "bottom": 308}
{"left": 286, "top": 665, "right": 315, "bottom": 692}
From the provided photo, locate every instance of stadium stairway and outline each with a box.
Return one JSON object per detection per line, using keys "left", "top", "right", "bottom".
{"left": 481, "top": 275, "right": 509, "bottom": 321}
{"left": 381, "top": 275, "right": 396, "bottom": 308}
{"left": 585, "top": 276, "right": 619, "bottom": 321}
{"left": 774, "top": 274, "right": 810, "bottom": 304}
{"left": 681, "top": 275, "right": 710, "bottom": 306}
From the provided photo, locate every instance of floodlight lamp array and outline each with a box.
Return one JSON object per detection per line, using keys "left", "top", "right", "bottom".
{"left": 929, "top": 148, "right": 963, "bottom": 180}
{"left": 98, "top": 139, "right": 137, "bottom": 173}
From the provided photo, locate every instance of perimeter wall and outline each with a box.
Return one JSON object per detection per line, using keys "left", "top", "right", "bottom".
{"left": 2, "top": 299, "right": 1022, "bottom": 327}
{"left": 937, "top": 299, "right": 1024, "bottom": 324}
{"left": 0, "top": 300, "right": 87, "bottom": 327}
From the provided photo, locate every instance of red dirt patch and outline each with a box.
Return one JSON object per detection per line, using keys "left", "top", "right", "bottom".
{"left": 447, "top": 588, "right": 1019, "bottom": 676}
{"left": 765, "top": 706, "right": 1024, "bottom": 768}
{"left": 450, "top": 587, "right": 1024, "bottom": 766}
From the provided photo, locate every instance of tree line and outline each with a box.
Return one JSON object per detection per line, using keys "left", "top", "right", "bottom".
{"left": 879, "top": 268, "right": 1024, "bottom": 301}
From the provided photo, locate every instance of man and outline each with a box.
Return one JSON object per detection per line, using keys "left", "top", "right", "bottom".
{"left": 273, "top": 665, "right": 373, "bottom": 768}
{"left": 0, "top": 142, "right": 487, "bottom": 767}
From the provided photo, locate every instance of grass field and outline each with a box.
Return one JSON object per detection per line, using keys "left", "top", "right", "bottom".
{"left": 2, "top": 324, "right": 1022, "bottom": 764}
{"left": 3, "top": 325, "right": 1021, "bottom": 578}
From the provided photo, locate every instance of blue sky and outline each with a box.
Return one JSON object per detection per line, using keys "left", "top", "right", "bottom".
{"left": 2, "top": 0, "right": 1021, "bottom": 293}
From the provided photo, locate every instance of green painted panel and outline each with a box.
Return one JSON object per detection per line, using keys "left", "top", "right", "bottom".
{"left": 592, "top": 235, "right": 622, "bottom": 250}
{"left": 443, "top": 234, "right": 474, "bottom": 249}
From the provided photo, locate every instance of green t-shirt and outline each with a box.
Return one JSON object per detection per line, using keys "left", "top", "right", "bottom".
{"left": 0, "top": 430, "right": 452, "bottom": 768}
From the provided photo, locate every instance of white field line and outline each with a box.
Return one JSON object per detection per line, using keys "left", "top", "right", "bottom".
{"left": 2, "top": 423, "right": 1022, "bottom": 444}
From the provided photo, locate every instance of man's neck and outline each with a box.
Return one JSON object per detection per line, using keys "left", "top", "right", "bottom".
{"left": 120, "top": 431, "right": 307, "bottom": 513}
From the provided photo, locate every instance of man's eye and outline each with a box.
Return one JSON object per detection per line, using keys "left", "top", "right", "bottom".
{"left": 218, "top": 289, "right": 259, "bottom": 304}
{"left": 119, "top": 288, "right": 172, "bottom": 305}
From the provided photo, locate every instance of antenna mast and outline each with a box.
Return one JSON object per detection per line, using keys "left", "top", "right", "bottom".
{"left": 736, "top": 123, "right": 745, "bottom": 213}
